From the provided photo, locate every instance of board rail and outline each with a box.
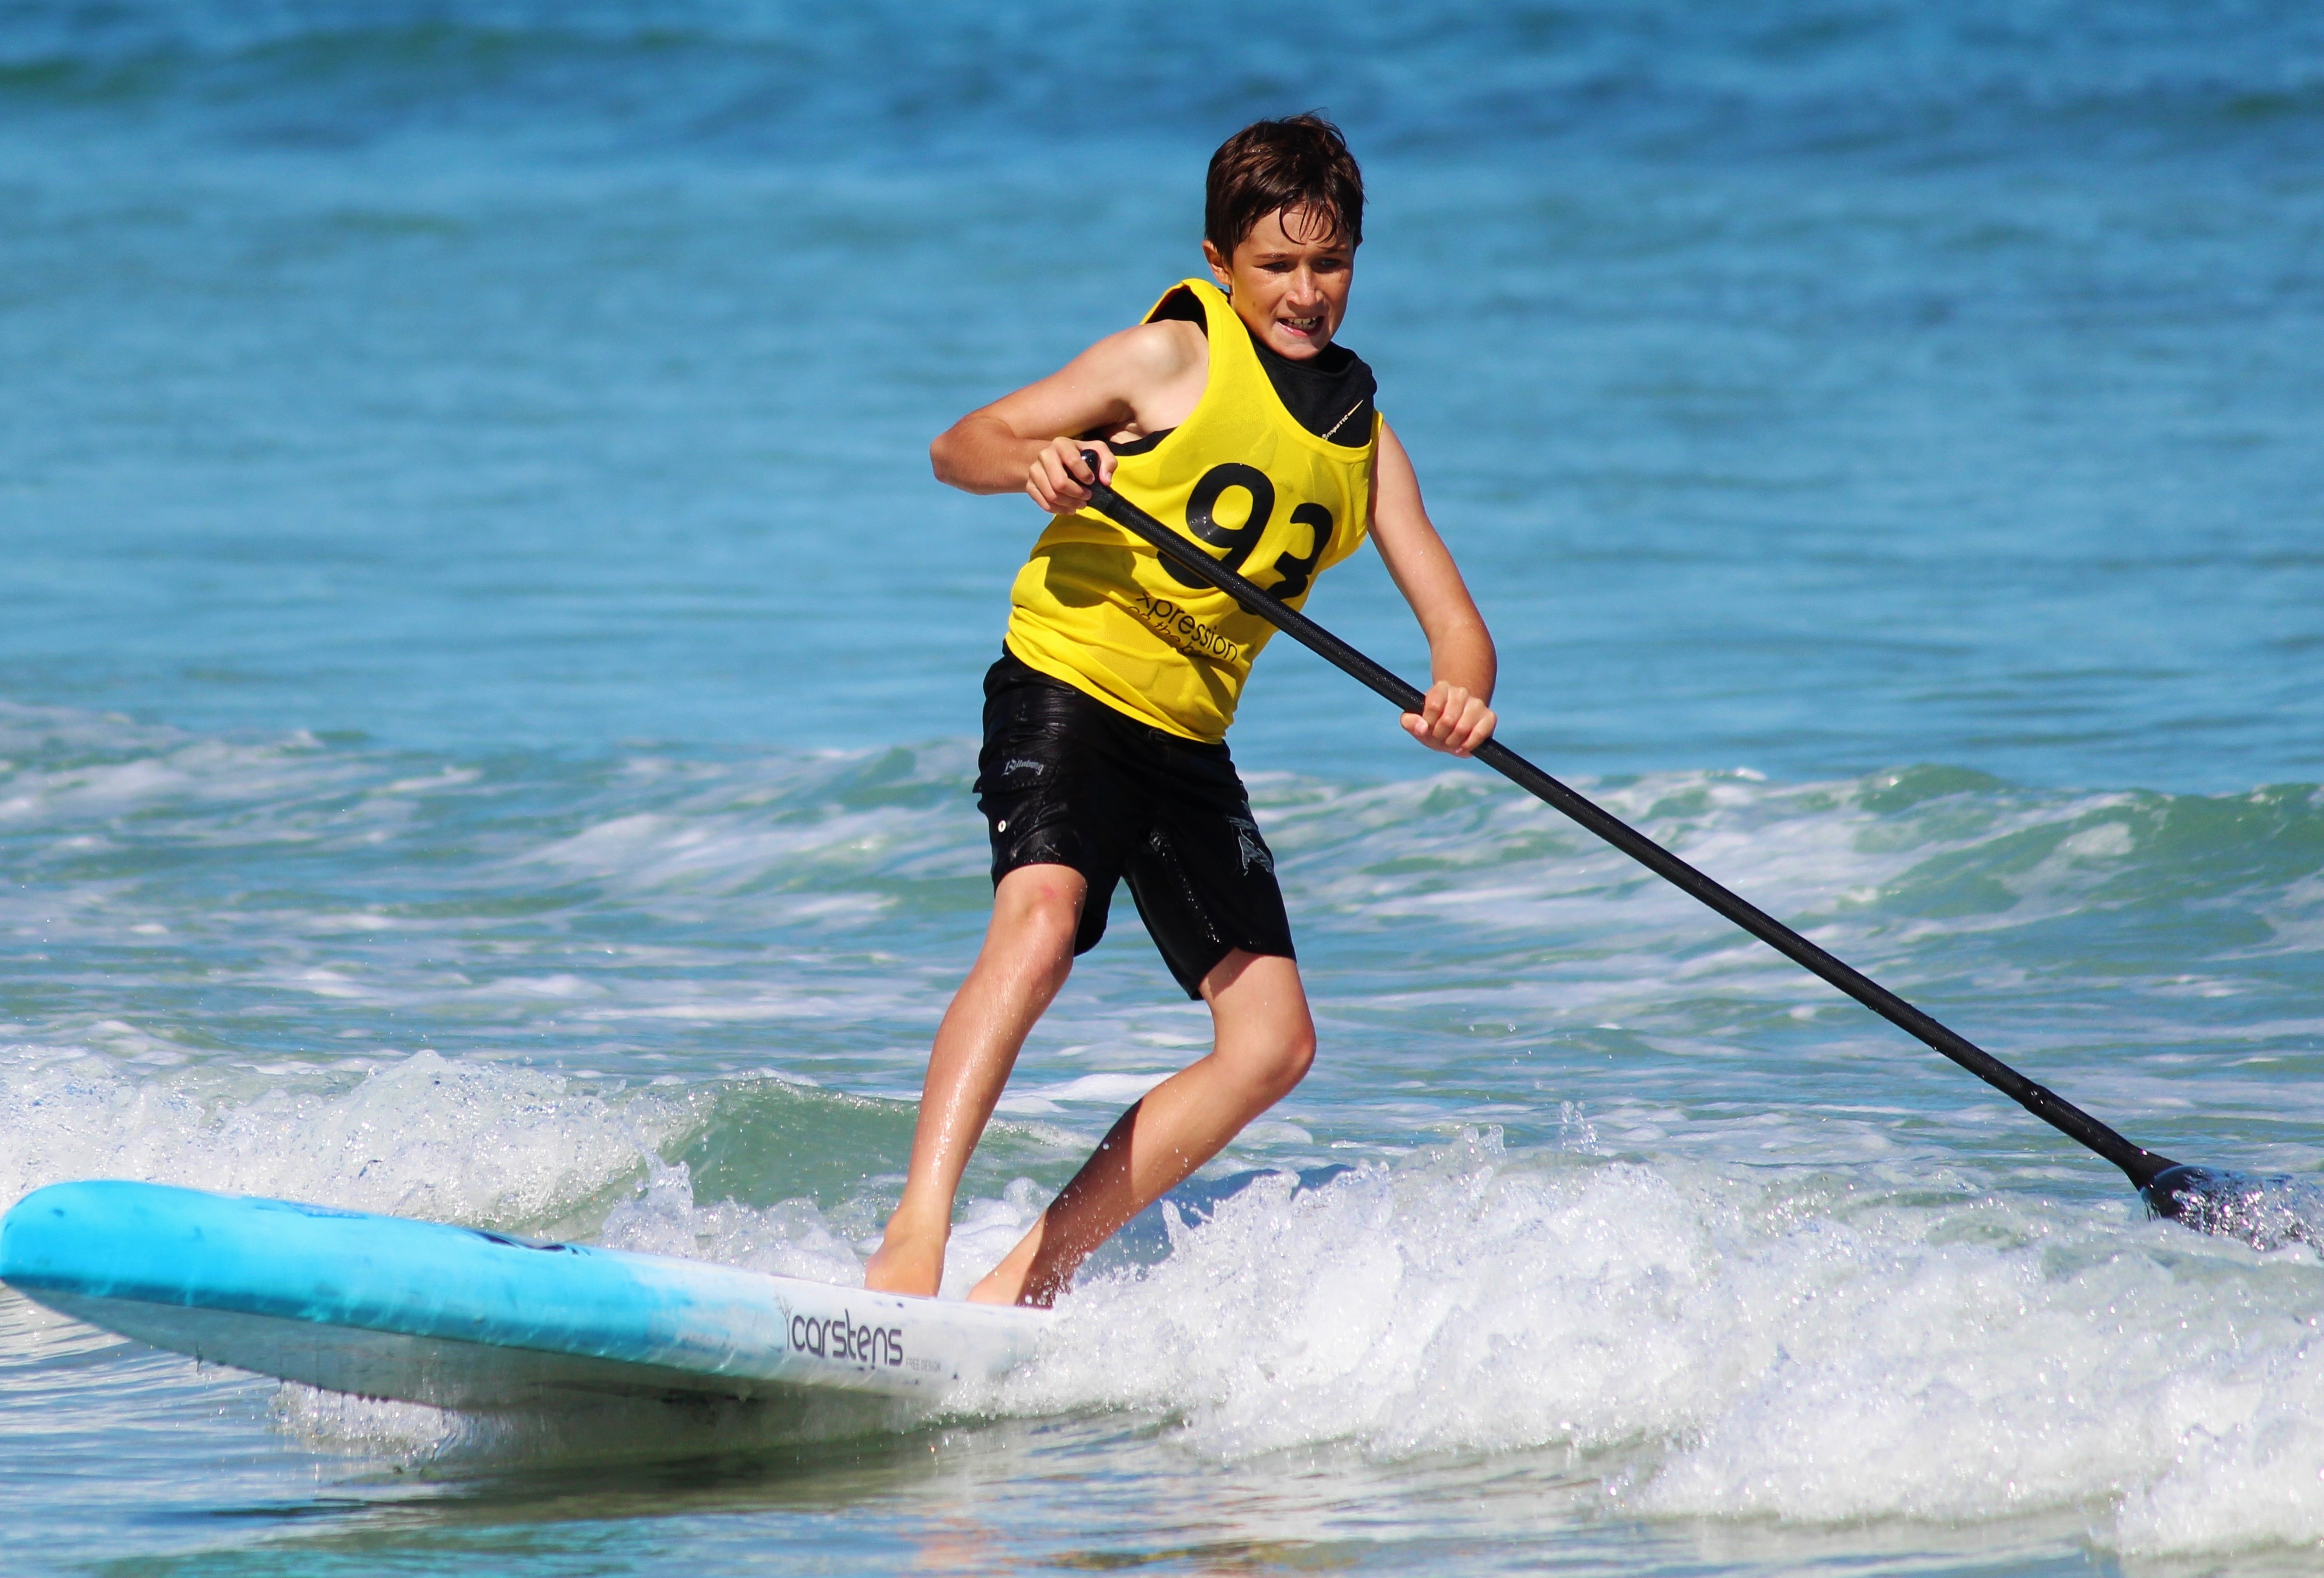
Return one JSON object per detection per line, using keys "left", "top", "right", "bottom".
{"left": 0, "top": 1180, "right": 1046, "bottom": 1410}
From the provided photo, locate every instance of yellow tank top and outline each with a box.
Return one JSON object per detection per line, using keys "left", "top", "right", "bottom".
{"left": 1003, "top": 278, "right": 1378, "bottom": 743}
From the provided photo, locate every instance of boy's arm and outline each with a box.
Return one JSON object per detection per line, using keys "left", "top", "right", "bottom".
{"left": 1369, "top": 421, "right": 1499, "bottom": 757}
{"left": 931, "top": 321, "right": 1207, "bottom": 511}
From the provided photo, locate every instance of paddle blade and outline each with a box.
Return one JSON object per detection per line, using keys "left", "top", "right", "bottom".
{"left": 2142, "top": 1164, "right": 2324, "bottom": 1251}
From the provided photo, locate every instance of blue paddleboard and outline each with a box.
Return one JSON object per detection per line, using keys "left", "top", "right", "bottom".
{"left": 0, "top": 1181, "right": 1047, "bottom": 1410}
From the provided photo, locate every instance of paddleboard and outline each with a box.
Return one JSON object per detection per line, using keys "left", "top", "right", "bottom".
{"left": 0, "top": 1180, "right": 1048, "bottom": 1410}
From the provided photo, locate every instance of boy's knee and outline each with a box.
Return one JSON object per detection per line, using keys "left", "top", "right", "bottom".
{"left": 991, "top": 865, "right": 1086, "bottom": 956}
{"left": 1251, "top": 1025, "right": 1314, "bottom": 1102}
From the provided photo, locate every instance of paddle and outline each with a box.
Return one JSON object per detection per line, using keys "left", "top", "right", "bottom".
{"left": 1076, "top": 452, "right": 2268, "bottom": 1241}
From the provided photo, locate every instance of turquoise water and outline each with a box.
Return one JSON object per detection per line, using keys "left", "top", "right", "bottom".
{"left": 6, "top": 2, "right": 2324, "bottom": 1572}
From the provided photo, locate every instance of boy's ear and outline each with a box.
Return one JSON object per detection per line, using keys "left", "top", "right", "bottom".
{"left": 1202, "top": 239, "right": 1233, "bottom": 294}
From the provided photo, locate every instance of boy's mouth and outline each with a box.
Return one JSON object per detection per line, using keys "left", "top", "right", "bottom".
{"left": 1279, "top": 313, "right": 1326, "bottom": 340}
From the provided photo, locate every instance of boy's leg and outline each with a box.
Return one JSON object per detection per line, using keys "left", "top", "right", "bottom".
{"left": 967, "top": 947, "right": 1315, "bottom": 1307}
{"left": 863, "top": 862, "right": 1088, "bottom": 1296}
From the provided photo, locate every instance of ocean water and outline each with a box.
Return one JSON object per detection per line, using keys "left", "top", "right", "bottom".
{"left": 6, "top": 1, "right": 2324, "bottom": 1572}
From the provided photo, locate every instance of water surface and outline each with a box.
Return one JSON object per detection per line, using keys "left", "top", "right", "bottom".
{"left": 5, "top": 2, "right": 2324, "bottom": 1572}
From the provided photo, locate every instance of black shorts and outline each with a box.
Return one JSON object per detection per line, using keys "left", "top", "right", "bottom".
{"left": 976, "top": 649, "right": 1293, "bottom": 998}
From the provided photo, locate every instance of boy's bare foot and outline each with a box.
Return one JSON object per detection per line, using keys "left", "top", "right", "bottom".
{"left": 967, "top": 1214, "right": 1076, "bottom": 1308}
{"left": 966, "top": 1270, "right": 1031, "bottom": 1306}
{"left": 862, "top": 1222, "right": 947, "bottom": 1297}
{"left": 965, "top": 1227, "right": 1039, "bottom": 1307}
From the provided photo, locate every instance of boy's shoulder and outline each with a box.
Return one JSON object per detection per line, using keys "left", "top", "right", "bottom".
{"left": 1084, "top": 315, "right": 1206, "bottom": 381}
{"left": 1060, "top": 313, "right": 1208, "bottom": 416}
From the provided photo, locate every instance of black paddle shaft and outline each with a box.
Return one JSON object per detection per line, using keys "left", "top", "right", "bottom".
{"left": 1077, "top": 456, "right": 2180, "bottom": 1190}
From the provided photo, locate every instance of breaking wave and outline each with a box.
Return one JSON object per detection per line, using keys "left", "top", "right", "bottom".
{"left": 6, "top": 705, "right": 2324, "bottom": 1555}
{"left": 1018, "top": 1134, "right": 2324, "bottom": 1556}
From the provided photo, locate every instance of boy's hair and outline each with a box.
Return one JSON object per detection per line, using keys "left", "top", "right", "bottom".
{"left": 1205, "top": 113, "right": 1364, "bottom": 258}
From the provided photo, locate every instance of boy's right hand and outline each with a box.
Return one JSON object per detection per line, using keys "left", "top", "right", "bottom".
{"left": 1027, "top": 438, "right": 1114, "bottom": 514}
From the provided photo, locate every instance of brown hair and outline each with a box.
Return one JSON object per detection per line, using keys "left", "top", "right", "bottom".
{"left": 1204, "top": 113, "right": 1364, "bottom": 259}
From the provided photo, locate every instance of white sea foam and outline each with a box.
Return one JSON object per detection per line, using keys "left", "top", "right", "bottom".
{"left": 996, "top": 1069, "right": 1175, "bottom": 1114}
{"left": 0, "top": 702, "right": 363, "bottom": 835}
{"left": 0, "top": 1045, "right": 677, "bottom": 1228}
{"left": 0, "top": 1042, "right": 1042, "bottom": 1290}
{"left": 514, "top": 743, "right": 983, "bottom": 901}
{"left": 1009, "top": 1135, "right": 2324, "bottom": 1556}
{"left": 13, "top": 1036, "right": 2324, "bottom": 1554}
{"left": 1264, "top": 766, "right": 2162, "bottom": 969}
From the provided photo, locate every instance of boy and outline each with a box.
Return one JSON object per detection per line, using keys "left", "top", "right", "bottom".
{"left": 865, "top": 114, "right": 1498, "bottom": 1307}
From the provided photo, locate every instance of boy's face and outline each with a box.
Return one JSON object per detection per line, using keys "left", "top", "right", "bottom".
{"left": 1202, "top": 207, "right": 1355, "bottom": 361}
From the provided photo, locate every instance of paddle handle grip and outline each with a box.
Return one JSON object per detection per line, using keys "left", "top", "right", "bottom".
{"left": 1076, "top": 455, "right": 2178, "bottom": 1189}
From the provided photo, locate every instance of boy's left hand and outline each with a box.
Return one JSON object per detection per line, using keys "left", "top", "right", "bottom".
{"left": 1401, "top": 681, "right": 1497, "bottom": 757}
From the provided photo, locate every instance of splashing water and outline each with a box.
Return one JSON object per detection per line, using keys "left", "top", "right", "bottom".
{"left": 2146, "top": 1165, "right": 2324, "bottom": 1254}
